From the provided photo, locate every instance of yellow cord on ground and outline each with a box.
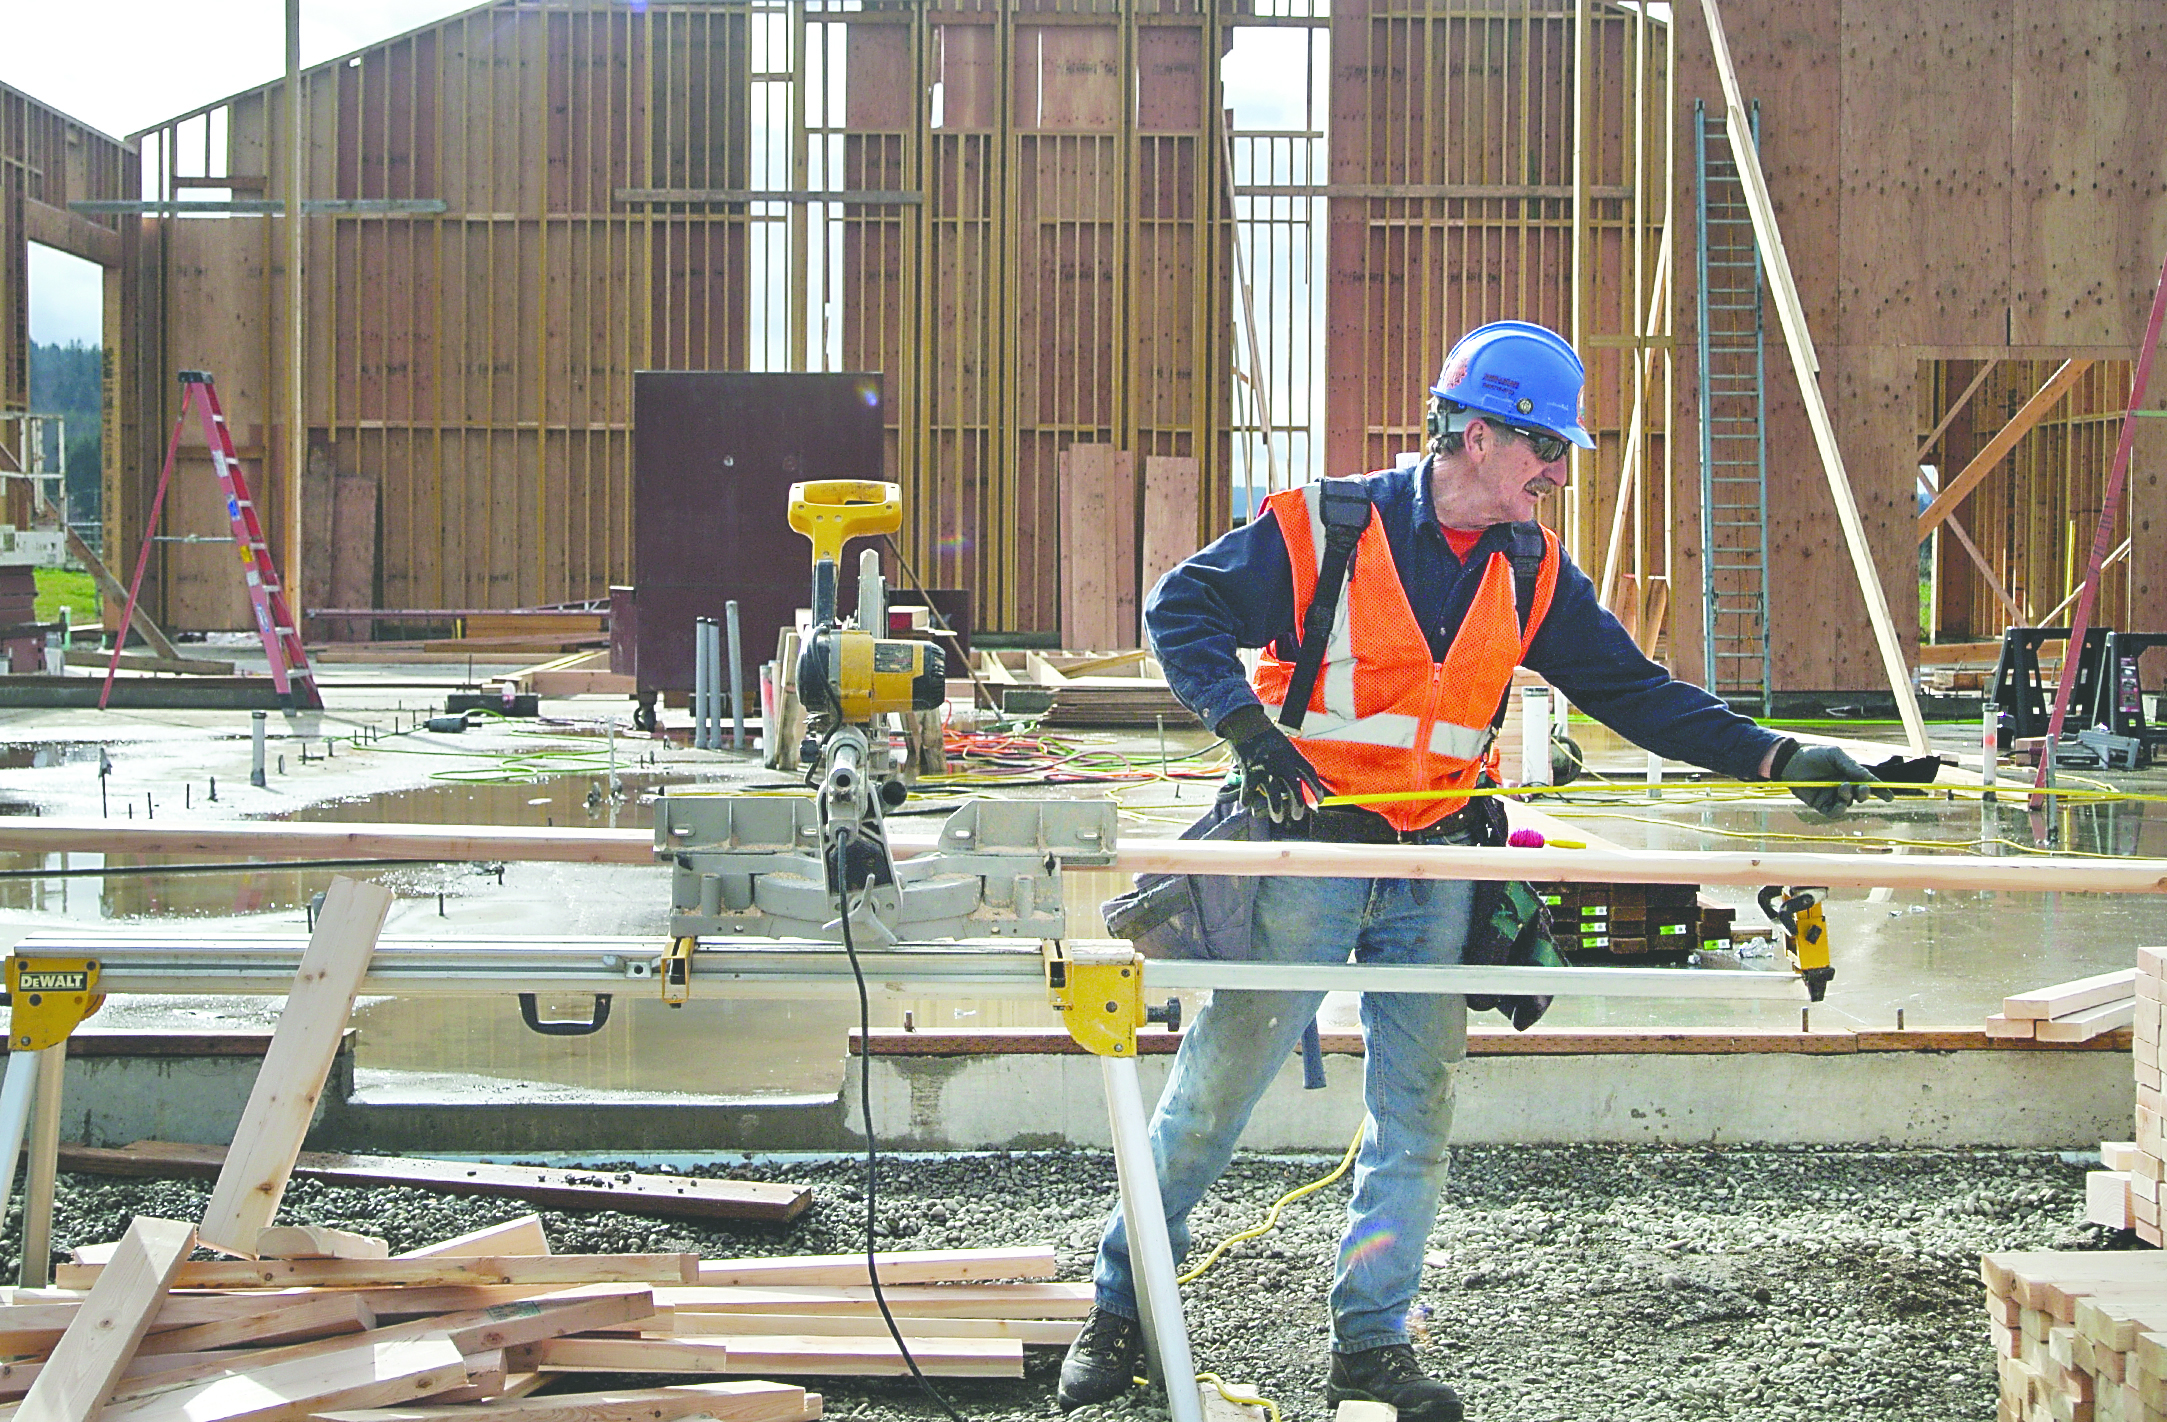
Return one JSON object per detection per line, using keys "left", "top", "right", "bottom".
{"left": 1177, "top": 1119, "right": 1366, "bottom": 1286}
{"left": 1197, "top": 1373, "right": 1282, "bottom": 1422}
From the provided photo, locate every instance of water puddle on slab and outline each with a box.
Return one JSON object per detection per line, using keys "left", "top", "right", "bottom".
{"left": 0, "top": 743, "right": 110, "bottom": 770}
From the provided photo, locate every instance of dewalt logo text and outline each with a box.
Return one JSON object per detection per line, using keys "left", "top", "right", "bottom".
{"left": 16, "top": 972, "right": 88, "bottom": 993}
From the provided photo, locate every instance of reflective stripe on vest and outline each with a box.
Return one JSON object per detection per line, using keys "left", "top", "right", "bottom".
{"left": 1251, "top": 477, "right": 1560, "bottom": 832}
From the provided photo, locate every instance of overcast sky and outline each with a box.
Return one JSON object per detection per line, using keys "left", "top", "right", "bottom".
{"left": 8, "top": 0, "right": 473, "bottom": 348}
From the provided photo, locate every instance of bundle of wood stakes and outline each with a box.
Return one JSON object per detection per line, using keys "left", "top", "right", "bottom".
{"left": 1982, "top": 1251, "right": 2167, "bottom": 1422}
{"left": 0, "top": 1222, "right": 1082, "bottom": 1422}
{"left": 1983, "top": 950, "right": 2167, "bottom": 1419}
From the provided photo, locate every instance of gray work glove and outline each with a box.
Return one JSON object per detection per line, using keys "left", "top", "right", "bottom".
{"left": 1771, "top": 739, "right": 1896, "bottom": 816}
{"left": 1218, "top": 704, "right": 1329, "bottom": 825}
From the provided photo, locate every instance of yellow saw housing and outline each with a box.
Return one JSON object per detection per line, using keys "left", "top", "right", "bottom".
{"left": 825, "top": 627, "right": 945, "bottom": 720}
{"left": 788, "top": 479, "right": 946, "bottom": 722}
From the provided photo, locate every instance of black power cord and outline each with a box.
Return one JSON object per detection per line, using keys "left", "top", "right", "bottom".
{"left": 823, "top": 801, "right": 970, "bottom": 1422}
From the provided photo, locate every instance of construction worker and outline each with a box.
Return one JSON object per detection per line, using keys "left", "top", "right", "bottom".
{"left": 1057, "top": 320, "right": 1891, "bottom": 1421}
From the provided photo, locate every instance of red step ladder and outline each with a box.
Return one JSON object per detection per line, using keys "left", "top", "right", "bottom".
{"left": 101, "top": 371, "right": 322, "bottom": 711}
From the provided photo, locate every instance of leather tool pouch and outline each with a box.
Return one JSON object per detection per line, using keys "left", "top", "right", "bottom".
{"left": 1100, "top": 787, "right": 1330, "bottom": 1088}
{"left": 1101, "top": 786, "right": 1264, "bottom": 963}
{"left": 1457, "top": 792, "right": 1565, "bottom": 1031}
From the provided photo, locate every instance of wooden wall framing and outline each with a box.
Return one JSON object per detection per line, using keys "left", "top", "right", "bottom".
{"left": 0, "top": 83, "right": 133, "bottom": 532}
{"left": 1924, "top": 359, "right": 2137, "bottom": 640}
{"left": 113, "top": 0, "right": 1239, "bottom": 635}
{"left": 838, "top": 0, "right": 1233, "bottom": 634}
{"left": 1672, "top": 0, "right": 2167, "bottom": 694}
{"left": 1328, "top": 0, "right": 1672, "bottom": 640}
{"left": 111, "top": 0, "right": 1678, "bottom": 640}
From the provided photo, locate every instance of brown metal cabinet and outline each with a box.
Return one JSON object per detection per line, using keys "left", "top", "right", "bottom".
{"left": 618, "top": 372, "right": 885, "bottom": 730}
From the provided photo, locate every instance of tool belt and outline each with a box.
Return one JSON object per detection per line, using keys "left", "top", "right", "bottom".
{"left": 1305, "top": 804, "right": 1481, "bottom": 845}
{"left": 1100, "top": 782, "right": 1562, "bottom": 1033}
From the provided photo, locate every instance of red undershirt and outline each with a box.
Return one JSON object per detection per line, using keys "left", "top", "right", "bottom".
{"left": 1442, "top": 527, "right": 1484, "bottom": 561}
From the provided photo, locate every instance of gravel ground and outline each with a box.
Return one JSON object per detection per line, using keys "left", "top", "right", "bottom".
{"left": 11, "top": 1145, "right": 2117, "bottom": 1422}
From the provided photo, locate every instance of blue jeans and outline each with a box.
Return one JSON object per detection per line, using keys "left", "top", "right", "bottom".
{"left": 1090, "top": 872, "right": 1473, "bottom": 1353}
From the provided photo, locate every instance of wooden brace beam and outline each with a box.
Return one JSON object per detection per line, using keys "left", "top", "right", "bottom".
{"left": 1916, "top": 359, "right": 2094, "bottom": 540}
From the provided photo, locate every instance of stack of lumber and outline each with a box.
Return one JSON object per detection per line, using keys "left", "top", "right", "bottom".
{"left": 15, "top": 1214, "right": 1082, "bottom": 1422}
{"left": 506, "top": 650, "right": 632, "bottom": 698}
{"left": 1043, "top": 680, "right": 1199, "bottom": 730}
{"left": 972, "top": 647, "right": 1198, "bottom": 728}
{"left": 1982, "top": 1249, "right": 2167, "bottom": 1422}
{"left": 2081, "top": 950, "right": 2167, "bottom": 1243}
{"left": 1988, "top": 968, "right": 2139, "bottom": 1042}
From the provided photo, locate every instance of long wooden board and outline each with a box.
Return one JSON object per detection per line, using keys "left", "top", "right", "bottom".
{"left": 91, "top": 1335, "right": 468, "bottom": 1422}
{"left": 655, "top": 1282, "right": 1094, "bottom": 1319}
{"left": 60, "top": 1143, "right": 808, "bottom": 1225}
{"left": 0, "top": 1291, "right": 403, "bottom": 1354}
{"left": 54, "top": 1258, "right": 694, "bottom": 1292}
{"left": 313, "top": 1379, "right": 814, "bottom": 1422}
{"left": 24, "top": 820, "right": 2167, "bottom": 895}
{"left": 1698, "top": 0, "right": 1929, "bottom": 754}
{"left": 134, "top": 1295, "right": 375, "bottom": 1357}
{"left": 2005, "top": 969, "right": 2139, "bottom": 1020}
{"left": 0, "top": 1353, "right": 262, "bottom": 1404}
{"left": 695, "top": 1247, "right": 1055, "bottom": 1288}
{"left": 87, "top": 1288, "right": 656, "bottom": 1408}
{"left": 396, "top": 1216, "right": 549, "bottom": 1260}
{"left": 255, "top": 1228, "right": 390, "bottom": 1262}
{"left": 15, "top": 1217, "right": 196, "bottom": 1422}
{"left": 200, "top": 878, "right": 395, "bottom": 1257}
{"left": 510, "top": 1334, "right": 1024, "bottom": 1379}
{"left": 611, "top": 1312, "right": 1080, "bottom": 1345}
{"left": 2035, "top": 998, "right": 2138, "bottom": 1043}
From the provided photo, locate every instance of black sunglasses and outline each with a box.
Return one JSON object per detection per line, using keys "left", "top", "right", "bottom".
{"left": 1485, "top": 418, "right": 1570, "bottom": 464}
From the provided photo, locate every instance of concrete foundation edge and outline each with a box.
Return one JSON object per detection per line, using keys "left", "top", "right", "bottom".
{"left": 845, "top": 1049, "right": 2134, "bottom": 1151}
{"left": 49, "top": 1044, "right": 2131, "bottom": 1156}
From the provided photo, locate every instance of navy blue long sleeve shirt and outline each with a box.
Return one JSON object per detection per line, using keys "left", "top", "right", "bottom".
{"left": 1144, "top": 462, "right": 1784, "bottom": 783}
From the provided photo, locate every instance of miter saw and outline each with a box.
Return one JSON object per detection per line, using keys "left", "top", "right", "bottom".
{"left": 650, "top": 479, "right": 1117, "bottom": 1000}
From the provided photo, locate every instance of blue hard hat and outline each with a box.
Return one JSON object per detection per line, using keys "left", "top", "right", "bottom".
{"left": 1429, "top": 321, "right": 1595, "bottom": 449}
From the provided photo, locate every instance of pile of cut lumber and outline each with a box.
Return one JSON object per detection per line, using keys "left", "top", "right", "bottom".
{"left": 1988, "top": 967, "right": 2138, "bottom": 1042}
{"left": 1983, "top": 1249, "right": 2167, "bottom": 1422}
{"left": 10, "top": 1213, "right": 1080, "bottom": 1422}
{"left": 2081, "top": 950, "right": 2167, "bottom": 1243}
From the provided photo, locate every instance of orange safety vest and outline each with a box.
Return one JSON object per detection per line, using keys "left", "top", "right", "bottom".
{"left": 1251, "top": 478, "right": 1561, "bottom": 832}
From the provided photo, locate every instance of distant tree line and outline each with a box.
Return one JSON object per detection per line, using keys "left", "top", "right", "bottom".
{"left": 26, "top": 341, "right": 100, "bottom": 529}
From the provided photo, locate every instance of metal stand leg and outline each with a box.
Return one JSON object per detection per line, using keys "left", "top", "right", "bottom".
{"left": 1101, "top": 1054, "right": 1203, "bottom": 1422}
{"left": 19, "top": 1046, "right": 65, "bottom": 1286}
{"left": 0, "top": 1050, "right": 40, "bottom": 1230}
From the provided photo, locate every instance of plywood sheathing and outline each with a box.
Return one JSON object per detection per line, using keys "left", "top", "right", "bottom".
{"left": 1673, "top": 0, "right": 2167, "bottom": 694}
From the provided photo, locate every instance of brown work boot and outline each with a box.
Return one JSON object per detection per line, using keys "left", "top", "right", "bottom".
{"left": 1056, "top": 1305, "right": 1145, "bottom": 1411}
{"left": 1325, "top": 1343, "right": 1465, "bottom": 1422}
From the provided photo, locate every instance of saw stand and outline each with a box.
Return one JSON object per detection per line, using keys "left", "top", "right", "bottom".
{"left": 652, "top": 785, "right": 1206, "bottom": 1421}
